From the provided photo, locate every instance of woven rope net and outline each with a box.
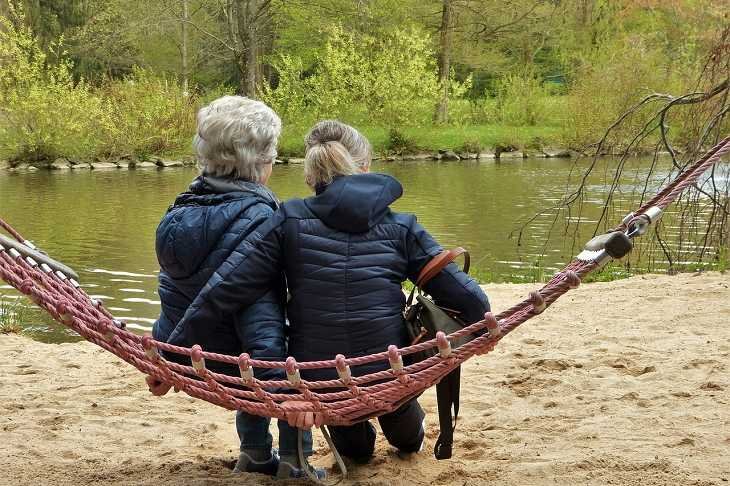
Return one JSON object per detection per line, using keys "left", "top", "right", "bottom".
{"left": 1, "top": 136, "right": 728, "bottom": 426}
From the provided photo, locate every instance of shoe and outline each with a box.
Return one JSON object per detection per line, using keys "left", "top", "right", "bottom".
{"left": 276, "top": 460, "right": 327, "bottom": 481}
{"left": 395, "top": 443, "right": 423, "bottom": 459}
{"left": 395, "top": 419, "right": 425, "bottom": 458}
{"left": 233, "top": 450, "right": 280, "bottom": 476}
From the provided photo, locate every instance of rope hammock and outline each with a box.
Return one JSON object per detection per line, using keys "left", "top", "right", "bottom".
{"left": 1, "top": 137, "right": 728, "bottom": 428}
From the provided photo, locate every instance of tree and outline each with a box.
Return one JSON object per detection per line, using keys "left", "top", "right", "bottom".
{"left": 434, "top": 0, "right": 453, "bottom": 123}
{"left": 179, "top": 0, "right": 274, "bottom": 97}
{"left": 431, "top": 0, "right": 556, "bottom": 122}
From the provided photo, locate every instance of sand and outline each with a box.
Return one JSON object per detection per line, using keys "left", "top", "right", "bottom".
{"left": 1, "top": 272, "right": 729, "bottom": 486}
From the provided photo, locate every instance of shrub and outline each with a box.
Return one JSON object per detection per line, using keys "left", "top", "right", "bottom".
{"left": 385, "top": 128, "right": 418, "bottom": 155}
{"left": 495, "top": 69, "right": 551, "bottom": 127}
{"left": 98, "top": 68, "right": 196, "bottom": 158}
{"left": 261, "top": 55, "right": 317, "bottom": 131}
{"left": 565, "top": 37, "right": 690, "bottom": 149}
{"left": 0, "top": 295, "right": 28, "bottom": 334}
{"left": 0, "top": 8, "right": 195, "bottom": 162}
{"left": 0, "top": 11, "right": 105, "bottom": 162}
{"left": 264, "top": 25, "right": 440, "bottom": 128}
{"left": 459, "top": 138, "right": 483, "bottom": 154}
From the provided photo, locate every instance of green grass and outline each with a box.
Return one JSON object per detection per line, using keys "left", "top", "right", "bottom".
{"left": 278, "top": 123, "right": 567, "bottom": 158}
{"left": 715, "top": 246, "right": 729, "bottom": 272}
{"left": 0, "top": 295, "right": 28, "bottom": 334}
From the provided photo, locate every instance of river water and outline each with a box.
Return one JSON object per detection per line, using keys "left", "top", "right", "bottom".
{"left": 1, "top": 157, "right": 727, "bottom": 342}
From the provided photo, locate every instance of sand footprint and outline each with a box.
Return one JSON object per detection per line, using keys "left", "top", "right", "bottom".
{"left": 522, "top": 338, "right": 544, "bottom": 346}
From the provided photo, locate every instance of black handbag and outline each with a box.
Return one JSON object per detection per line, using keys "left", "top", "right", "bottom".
{"left": 403, "top": 247, "right": 474, "bottom": 460}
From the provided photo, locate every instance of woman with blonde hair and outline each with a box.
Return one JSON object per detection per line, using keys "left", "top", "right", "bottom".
{"left": 173, "top": 120, "right": 489, "bottom": 461}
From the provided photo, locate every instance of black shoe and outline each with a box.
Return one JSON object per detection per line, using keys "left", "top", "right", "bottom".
{"left": 233, "top": 450, "right": 280, "bottom": 476}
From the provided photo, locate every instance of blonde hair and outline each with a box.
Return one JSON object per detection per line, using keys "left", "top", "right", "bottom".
{"left": 193, "top": 95, "right": 281, "bottom": 182}
{"left": 303, "top": 120, "right": 372, "bottom": 188}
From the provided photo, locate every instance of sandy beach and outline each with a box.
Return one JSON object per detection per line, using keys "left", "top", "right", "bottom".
{"left": 1, "top": 272, "right": 728, "bottom": 486}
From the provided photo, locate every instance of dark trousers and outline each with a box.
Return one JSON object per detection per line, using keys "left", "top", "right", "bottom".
{"left": 329, "top": 399, "right": 425, "bottom": 460}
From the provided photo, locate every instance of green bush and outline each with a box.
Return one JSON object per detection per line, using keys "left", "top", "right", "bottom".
{"left": 495, "top": 69, "right": 551, "bottom": 127}
{"left": 98, "top": 68, "right": 197, "bottom": 158}
{"left": 0, "top": 295, "right": 28, "bottom": 334}
{"left": 0, "top": 8, "right": 196, "bottom": 162}
{"left": 264, "top": 25, "right": 440, "bottom": 128}
{"left": 459, "top": 138, "right": 483, "bottom": 154}
{"left": 385, "top": 128, "right": 418, "bottom": 155}
{"left": 0, "top": 13, "right": 105, "bottom": 161}
{"left": 565, "top": 38, "right": 690, "bottom": 149}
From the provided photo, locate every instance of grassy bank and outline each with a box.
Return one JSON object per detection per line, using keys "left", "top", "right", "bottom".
{"left": 278, "top": 123, "right": 568, "bottom": 158}
{"left": 0, "top": 295, "right": 26, "bottom": 334}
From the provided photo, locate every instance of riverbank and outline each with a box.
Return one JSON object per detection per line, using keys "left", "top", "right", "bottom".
{"left": 0, "top": 145, "right": 574, "bottom": 172}
{"left": 2, "top": 272, "right": 728, "bottom": 485}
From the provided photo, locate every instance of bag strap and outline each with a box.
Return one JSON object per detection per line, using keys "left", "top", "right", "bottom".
{"left": 407, "top": 247, "right": 470, "bottom": 307}
{"left": 433, "top": 366, "right": 461, "bottom": 460}
{"left": 416, "top": 247, "right": 470, "bottom": 288}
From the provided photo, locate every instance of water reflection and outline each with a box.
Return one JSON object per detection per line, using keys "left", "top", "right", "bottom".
{"left": 0, "top": 157, "right": 727, "bottom": 342}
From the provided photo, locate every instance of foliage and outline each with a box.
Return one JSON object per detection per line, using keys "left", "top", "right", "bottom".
{"left": 0, "top": 7, "right": 195, "bottom": 162}
{"left": 98, "top": 68, "right": 196, "bottom": 158}
{"left": 495, "top": 69, "right": 552, "bottom": 127}
{"left": 0, "top": 295, "right": 28, "bottom": 334}
{"left": 261, "top": 54, "right": 316, "bottom": 129}
{"left": 565, "top": 37, "right": 690, "bottom": 149}
{"left": 66, "top": 0, "right": 139, "bottom": 79}
{"left": 1, "top": 0, "right": 727, "bottom": 160}
{"left": 385, "top": 128, "right": 418, "bottom": 155}
{"left": 264, "top": 25, "right": 440, "bottom": 128}
{"left": 458, "top": 138, "right": 483, "bottom": 154}
{"left": 0, "top": 9, "right": 103, "bottom": 161}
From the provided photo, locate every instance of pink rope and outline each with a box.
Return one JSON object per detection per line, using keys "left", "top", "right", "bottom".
{"left": 0, "top": 137, "right": 728, "bottom": 425}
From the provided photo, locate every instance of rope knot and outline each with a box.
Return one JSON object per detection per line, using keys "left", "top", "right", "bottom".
{"left": 565, "top": 271, "right": 581, "bottom": 289}
{"left": 190, "top": 345, "right": 206, "bottom": 373}
{"left": 19, "top": 279, "right": 34, "bottom": 294}
{"left": 142, "top": 335, "right": 158, "bottom": 361}
{"left": 335, "top": 354, "right": 352, "bottom": 385}
{"left": 388, "top": 345, "right": 409, "bottom": 383}
{"left": 436, "top": 331, "right": 452, "bottom": 358}
{"left": 529, "top": 290, "right": 546, "bottom": 314}
{"left": 238, "top": 353, "right": 253, "bottom": 384}
{"left": 286, "top": 357, "right": 301, "bottom": 386}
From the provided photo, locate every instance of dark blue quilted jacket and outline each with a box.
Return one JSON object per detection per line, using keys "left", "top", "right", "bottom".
{"left": 153, "top": 176, "right": 286, "bottom": 379}
{"left": 170, "top": 173, "right": 489, "bottom": 381}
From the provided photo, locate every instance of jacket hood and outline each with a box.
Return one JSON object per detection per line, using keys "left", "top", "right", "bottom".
{"left": 183, "top": 175, "right": 279, "bottom": 205}
{"left": 157, "top": 176, "right": 278, "bottom": 279}
{"left": 304, "top": 173, "right": 403, "bottom": 233}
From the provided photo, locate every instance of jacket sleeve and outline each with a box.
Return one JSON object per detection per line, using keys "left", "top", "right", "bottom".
{"left": 405, "top": 216, "right": 490, "bottom": 325}
{"left": 235, "top": 287, "right": 287, "bottom": 380}
{"left": 166, "top": 210, "right": 287, "bottom": 349}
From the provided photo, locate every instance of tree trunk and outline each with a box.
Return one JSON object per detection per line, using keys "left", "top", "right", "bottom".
{"left": 435, "top": 0, "right": 453, "bottom": 124}
{"left": 181, "top": 0, "right": 189, "bottom": 95}
{"left": 233, "top": 0, "right": 261, "bottom": 98}
{"left": 244, "top": 30, "right": 257, "bottom": 97}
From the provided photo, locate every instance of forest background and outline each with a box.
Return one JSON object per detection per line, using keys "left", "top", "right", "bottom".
{"left": 0, "top": 0, "right": 727, "bottom": 163}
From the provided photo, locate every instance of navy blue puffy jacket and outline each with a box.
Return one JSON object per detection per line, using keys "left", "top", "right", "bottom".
{"left": 153, "top": 175, "right": 286, "bottom": 379}
{"left": 169, "top": 173, "right": 489, "bottom": 381}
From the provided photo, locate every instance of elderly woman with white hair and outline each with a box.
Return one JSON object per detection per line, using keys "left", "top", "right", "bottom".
{"left": 148, "top": 96, "right": 322, "bottom": 480}
{"left": 173, "top": 120, "right": 490, "bottom": 463}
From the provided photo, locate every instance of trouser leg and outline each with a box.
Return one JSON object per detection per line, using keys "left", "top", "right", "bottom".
{"left": 277, "top": 419, "right": 313, "bottom": 460}
{"left": 235, "top": 410, "right": 273, "bottom": 454}
{"left": 377, "top": 399, "right": 425, "bottom": 453}
{"left": 328, "top": 421, "right": 377, "bottom": 461}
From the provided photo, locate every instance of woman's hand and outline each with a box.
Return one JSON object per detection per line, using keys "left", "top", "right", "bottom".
{"left": 280, "top": 400, "right": 324, "bottom": 429}
{"left": 145, "top": 375, "right": 173, "bottom": 396}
